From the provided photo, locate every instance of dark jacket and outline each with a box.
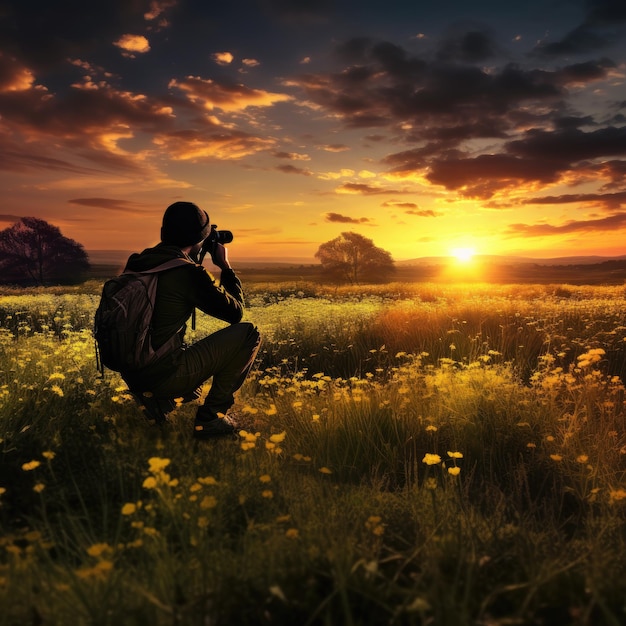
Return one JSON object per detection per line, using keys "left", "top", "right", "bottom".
{"left": 122, "top": 244, "right": 244, "bottom": 385}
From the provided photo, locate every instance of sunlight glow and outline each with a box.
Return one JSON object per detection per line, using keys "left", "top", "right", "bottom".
{"left": 450, "top": 247, "right": 476, "bottom": 263}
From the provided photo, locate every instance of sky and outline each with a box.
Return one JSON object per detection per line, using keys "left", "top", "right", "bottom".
{"left": 0, "top": 0, "right": 625, "bottom": 262}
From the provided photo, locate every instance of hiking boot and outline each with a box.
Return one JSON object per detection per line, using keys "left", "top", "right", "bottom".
{"left": 132, "top": 392, "right": 175, "bottom": 425}
{"left": 193, "top": 415, "right": 239, "bottom": 439}
{"left": 178, "top": 386, "right": 203, "bottom": 404}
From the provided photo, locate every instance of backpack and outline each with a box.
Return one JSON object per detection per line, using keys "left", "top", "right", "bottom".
{"left": 94, "top": 258, "right": 193, "bottom": 374}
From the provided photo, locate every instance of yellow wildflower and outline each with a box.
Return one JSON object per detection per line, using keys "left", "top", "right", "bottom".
{"left": 422, "top": 453, "right": 441, "bottom": 465}
{"left": 21, "top": 460, "right": 41, "bottom": 471}
{"left": 448, "top": 467, "right": 461, "bottom": 476}
{"left": 319, "top": 467, "right": 332, "bottom": 474}
{"left": 148, "top": 457, "right": 170, "bottom": 473}
{"left": 447, "top": 451, "right": 463, "bottom": 459}
{"left": 142, "top": 476, "right": 157, "bottom": 489}
{"left": 121, "top": 503, "right": 137, "bottom": 516}
{"left": 269, "top": 431, "right": 286, "bottom": 443}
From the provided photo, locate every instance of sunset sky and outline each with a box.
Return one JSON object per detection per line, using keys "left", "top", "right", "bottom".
{"left": 1, "top": 0, "right": 625, "bottom": 262}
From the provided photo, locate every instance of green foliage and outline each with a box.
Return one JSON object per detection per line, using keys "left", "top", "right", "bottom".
{"left": 1, "top": 282, "right": 626, "bottom": 625}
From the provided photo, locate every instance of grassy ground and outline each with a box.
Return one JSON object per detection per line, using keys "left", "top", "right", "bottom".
{"left": 1, "top": 280, "right": 625, "bottom": 625}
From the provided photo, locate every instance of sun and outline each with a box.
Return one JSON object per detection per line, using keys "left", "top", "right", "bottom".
{"left": 450, "top": 247, "right": 476, "bottom": 263}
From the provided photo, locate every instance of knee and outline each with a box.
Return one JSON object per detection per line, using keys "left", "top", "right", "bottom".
{"left": 235, "top": 321, "right": 261, "bottom": 348}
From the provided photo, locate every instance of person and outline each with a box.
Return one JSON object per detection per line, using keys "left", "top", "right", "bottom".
{"left": 120, "top": 201, "right": 261, "bottom": 438}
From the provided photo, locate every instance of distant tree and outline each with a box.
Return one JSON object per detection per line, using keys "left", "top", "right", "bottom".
{"left": 315, "top": 231, "right": 395, "bottom": 284}
{"left": 0, "top": 217, "right": 90, "bottom": 285}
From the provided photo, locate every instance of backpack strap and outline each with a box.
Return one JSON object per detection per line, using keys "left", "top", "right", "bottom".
{"left": 124, "top": 257, "right": 199, "bottom": 330}
{"left": 123, "top": 257, "right": 194, "bottom": 276}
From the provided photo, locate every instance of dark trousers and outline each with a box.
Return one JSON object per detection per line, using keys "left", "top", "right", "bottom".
{"left": 127, "top": 322, "right": 261, "bottom": 417}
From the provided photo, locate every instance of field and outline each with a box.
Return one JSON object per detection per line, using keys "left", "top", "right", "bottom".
{"left": 1, "top": 278, "right": 626, "bottom": 625}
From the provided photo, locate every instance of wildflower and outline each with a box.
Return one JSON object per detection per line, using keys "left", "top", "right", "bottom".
{"left": 121, "top": 503, "right": 137, "bottom": 516}
{"left": 200, "top": 495, "right": 217, "bottom": 509}
{"left": 148, "top": 457, "right": 171, "bottom": 473}
{"left": 21, "top": 460, "right": 41, "bottom": 471}
{"left": 285, "top": 528, "right": 299, "bottom": 539}
{"left": 425, "top": 477, "right": 438, "bottom": 490}
{"left": 49, "top": 385, "right": 64, "bottom": 397}
{"left": 365, "top": 515, "right": 385, "bottom": 536}
{"left": 33, "top": 482, "right": 45, "bottom": 493}
{"left": 422, "top": 453, "right": 442, "bottom": 465}
{"left": 198, "top": 476, "right": 218, "bottom": 486}
{"left": 550, "top": 454, "right": 563, "bottom": 462}
{"left": 448, "top": 467, "right": 461, "bottom": 476}
{"left": 447, "top": 451, "right": 463, "bottom": 459}
{"left": 142, "top": 476, "right": 157, "bottom": 489}
{"left": 425, "top": 425, "right": 438, "bottom": 432}
{"left": 42, "top": 451, "right": 56, "bottom": 460}
{"left": 262, "top": 490, "right": 273, "bottom": 499}
{"left": 609, "top": 489, "right": 626, "bottom": 503}
{"left": 259, "top": 474, "right": 271, "bottom": 483}
{"left": 87, "top": 543, "right": 111, "bottom": 558}
{"left": 319, "top": 467, "right": 332, "bottom": 474}
{"left": 270, "top": 431, "right": 286, "bottom": 443}
{"left": 576, "top": 454, "right": 589, "bottom": 464}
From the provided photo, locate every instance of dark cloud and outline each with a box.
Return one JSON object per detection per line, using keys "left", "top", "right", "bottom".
{"left": 425, "top": 154, "right": 562, "bottom": 198}
{"left": 325, "top": 212, "right": 371, "bottom": 223}
{"left": 506, "top": 212, "right": 626, "bottom": 237}
{"left": 275, "top": 164, "right": 313, "bottom": 175}
{"left": 436, "top": 29, "right": 500, "bottom": 63}
{"left": 523, "top": 190, "right": 626, "bottom": 211}
{"left": 533, "top": 0, "right": 626, "bottom": 57}
{"left": 506, "top": 126, "right": 626, "bottom": 163}
{"left": 337, "top": 182, "right": 408, "bottom": 195}
{"left": 68, "top": 198, "right": 153, "bottom": 212}
{"left": 0, "top": 0, "right": 154, "bottom": 71}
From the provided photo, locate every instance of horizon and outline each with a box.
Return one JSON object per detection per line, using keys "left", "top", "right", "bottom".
{"left": 1, "top": 0, "right": 625, "bottom": 261}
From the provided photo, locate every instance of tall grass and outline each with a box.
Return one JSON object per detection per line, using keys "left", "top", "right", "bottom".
{"left": 1, "top": 282, "right": 625, "bottom": 625}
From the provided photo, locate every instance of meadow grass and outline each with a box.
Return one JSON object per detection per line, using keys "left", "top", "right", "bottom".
{"left": 1, "top": 281, "right": 625, "bottom": 625}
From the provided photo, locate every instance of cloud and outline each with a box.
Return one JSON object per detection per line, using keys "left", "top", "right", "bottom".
{"left": 533, "top": 0, "right": 626, "bottom": 57}
{"left": 275, "top": 164, "right": 313, "bottom": 175}
{"left": 154, "top": 127, "right": 277, "bottom": 161}
{"left": 272, "top": 151, "right": 310, "bottom": 160}
{"left": 144, "top": 0, "right": 177, "bottom": 22}
{"left": 506, "top": 212, "right": 626, "bottom": 237}
{"left": 114, "top": 34, "right": 151, "bottom": 56}
{"left": 523, "top": 190, "right": 626, "bottom": 211}
{"left": 324, "top": 212, "right": 372, "bottom": 224}
{"left": 0, "top": 214, "right": 22, "bottom": 224}
{"left": 336, "top": 182, "right": 408, "bottom": 195}
{"left": 212, "top": 52, "right": 234, "bottom": 66}
{"left": 170, "top": 76, "right": 292, "bottom": 112}
{"left": 67, "top": 198, "right": 153, "bottom": 212}
{"left": 436, "top": 29, "right": 500, "bottom": 62}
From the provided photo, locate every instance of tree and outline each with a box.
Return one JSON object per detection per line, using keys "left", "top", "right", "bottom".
{"left": 315, "top": 231, "right": 395, "bottom": 284}
{"left": 0, "top": 217, "right": 90, "bottom": 285}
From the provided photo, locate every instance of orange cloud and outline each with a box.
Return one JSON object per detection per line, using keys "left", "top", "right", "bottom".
{"left": 169, "top": 76, "right": 292, "bottom": 112}
{"left": 212, "top": 52, "right": 234, "bottom": 65}
{"left": 114, "top": 34, "right": 151, "bottom": 56}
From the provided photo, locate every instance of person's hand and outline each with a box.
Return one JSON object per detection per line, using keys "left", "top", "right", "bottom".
{"left": 210, "top": 242, "right": 232, "bottom": 270}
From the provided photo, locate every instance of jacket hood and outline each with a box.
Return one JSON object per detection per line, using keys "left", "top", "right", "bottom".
{"left": 124, "top": 244, "right": 193, "bottom": 272}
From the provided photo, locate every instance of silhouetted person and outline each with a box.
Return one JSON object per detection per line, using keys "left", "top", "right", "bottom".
{"left": 122, "top": 201, "right": 260, "bottom": 438}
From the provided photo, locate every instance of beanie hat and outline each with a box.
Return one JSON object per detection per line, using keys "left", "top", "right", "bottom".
{"left": 161, "top": 202, "right": 211, "bottom": 247}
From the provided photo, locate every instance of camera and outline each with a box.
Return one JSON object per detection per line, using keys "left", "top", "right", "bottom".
{"left": 198, "top": 224, "right": 234, "bottom": 262}
{"left": 206, "top": 224, "right": 234, "bottom": 246}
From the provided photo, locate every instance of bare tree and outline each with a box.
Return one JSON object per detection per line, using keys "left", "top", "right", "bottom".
{"left": 315, "top": 231, "right": 395, "bottom": 284}
{"left": 0, "top": 217, "right": 90, "bottom": 285}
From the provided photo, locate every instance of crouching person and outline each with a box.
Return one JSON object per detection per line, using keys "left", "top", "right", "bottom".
{"left": 115, "top": 201, "right": 260, "bottom": 438}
